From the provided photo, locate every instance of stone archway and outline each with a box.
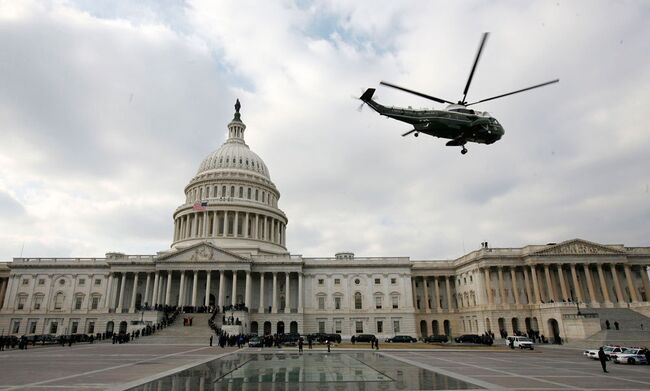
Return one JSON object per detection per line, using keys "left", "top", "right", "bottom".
{"left": 105, "top": 321, "right": 114, "bottom": 336}
{"left": 525, "top": 317, "right": 532, "bottom": 332}
{"left": 263, "top": 321, "right": 272, "bottom": 335}
{"left": 443, "top": 320, "right": 451, "bottom": 337}
{"left": 119, "top": 321, "right": 128, "bottom": 334}
{"left": 420, "top": 320, "right": 428, "bottom": 337}
{"left": 290, "top": 321, "right": 298, "bottom": 334}
{"left": 251, "top": 321, "right": 259, "bottom": 335}
{"left": 432, "top": 320, "right": 440, "bottom": 335}
{"left": 547, "top": 318, "right": 561, "bottom": 344}
{"left": 277, "top": 321, "right": 285, "bottom": 335}
{"left": 485, "top": 318, "right": 492, "bottom": 333}
{"left": 511, "top": 317, "right": 520, "bottom": 334}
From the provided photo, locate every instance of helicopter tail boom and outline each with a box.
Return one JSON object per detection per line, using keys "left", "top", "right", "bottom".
{"left": 360, "top": 88, "right": 376, "bottom": 103}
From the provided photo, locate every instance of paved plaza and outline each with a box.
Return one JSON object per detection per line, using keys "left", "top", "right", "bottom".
{"left": 2, "top": 342, "right": 650, "bottom": 390}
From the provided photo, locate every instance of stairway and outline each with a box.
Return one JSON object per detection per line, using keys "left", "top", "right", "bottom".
{"left": 135, "top": 313, "right": 216, "bottom": 344}
{"left": 587, "top": 307, "right": 650, "bottom": 331}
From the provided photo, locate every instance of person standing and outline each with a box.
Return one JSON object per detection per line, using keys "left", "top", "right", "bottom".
{"left": 210, "top": 336, "right": 213, "bottom": 347}
{"left": 614, "top": 321, "right": 619, "bottom": 330}
{"left": 375, "top": 338, "right": 379, "bottom": 350}
{"left": 308, "top": 338, "right": 313, "bottom": 350}
{"left": 598, "top": 347, "right": 608, "bottom": 373}
{"left": 326, "top": 339, "right": 331, "bottom": 353}
{"left": 298, "top": 338, "right": 303, "bottom": 353}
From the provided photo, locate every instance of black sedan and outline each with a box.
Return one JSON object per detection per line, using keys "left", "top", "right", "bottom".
{"left": 454, "top": 334, "right": 482, "bottom": 344}
{"left": 424, "top": 334, "right": 449, "bottom": 343}
{"left": 385, "top": 335, "right": 417, "bottom": 343}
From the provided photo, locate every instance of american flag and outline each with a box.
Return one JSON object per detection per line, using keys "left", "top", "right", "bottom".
{"left": 193, "top": 201, "right": 208, "bottom": 211}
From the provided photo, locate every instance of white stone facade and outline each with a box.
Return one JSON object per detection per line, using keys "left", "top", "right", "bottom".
{"left": 1, "top": 103, "right": 650, "bottom": 341}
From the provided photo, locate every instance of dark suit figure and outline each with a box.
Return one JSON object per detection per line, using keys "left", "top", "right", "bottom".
{"left": 598, "top": 347, "right": 608, "bottom": 373}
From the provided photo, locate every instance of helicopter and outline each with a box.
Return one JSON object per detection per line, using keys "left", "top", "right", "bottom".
{"left": 359, "top": 32, "right": 559, "bottom": 154}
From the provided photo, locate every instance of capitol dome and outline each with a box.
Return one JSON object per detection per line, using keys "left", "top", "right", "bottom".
{"left": 170, "top": 100, "right": 288, "bottom": 256}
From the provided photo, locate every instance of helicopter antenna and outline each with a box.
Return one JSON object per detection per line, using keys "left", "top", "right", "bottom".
{"left": 461, "top": 32, "right": 489, "bottom": 105}
{"left": 466, "top": 79, "right": 559, "bottom": 106}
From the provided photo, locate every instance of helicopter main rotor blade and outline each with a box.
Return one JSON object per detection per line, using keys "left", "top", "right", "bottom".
{"left": 461, "top": 32, "right": 489, "bottom": 104}
{"left": 465, "top": 79, "right": 560, "bottom": 106}
{"left": 380, "top": 81, "right": 454, "bottom": 105}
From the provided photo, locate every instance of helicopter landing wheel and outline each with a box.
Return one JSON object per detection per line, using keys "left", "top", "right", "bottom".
{"left": 414, "top": 132, "right": 419, "bottom": 137}
{"left": 461, "top": 147, "right": 468, "bottom": 155}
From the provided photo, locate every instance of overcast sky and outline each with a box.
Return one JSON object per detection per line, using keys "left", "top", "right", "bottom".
{"left": 1, "top": 0, "right": 649, "bottom": 261}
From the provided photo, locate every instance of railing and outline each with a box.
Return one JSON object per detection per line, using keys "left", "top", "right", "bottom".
{"left": 563, "top": 313, "right": 599, "bottom": 320}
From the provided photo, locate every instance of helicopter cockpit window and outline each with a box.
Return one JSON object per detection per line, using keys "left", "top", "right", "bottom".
{"left": 450, "top": 108, "right": 475, "bottom": 115}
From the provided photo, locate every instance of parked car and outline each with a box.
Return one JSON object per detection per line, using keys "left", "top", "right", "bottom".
{"left": 505, "top": 336, "right": 534, "bottom": 350}
{"left": 386, "top": 335, "right": 417, "bottom": 343}
{"left": 281, "top": 333, "right": 301, "bottom": 346}
{"left": 424, "top": 335, "right": 449, "bottom": 343}
{"left": 307, "top": 333, "right": 342, "bottom": 344}
{"left": 454, "top": 334, "right": 482, "bottom": 344}
{"left": 354, "top": 334, "right": 376, "bottom": 343}
{"left": 612, "top": 348, "right": 648, "bottom": 365}
{"left": 584, "top": 345, "right": 625, "bottom": 360}
{"left": 248, "top": 336, "right": 262, "bottom": 347}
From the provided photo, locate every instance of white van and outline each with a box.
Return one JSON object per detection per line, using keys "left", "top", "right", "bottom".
{"left": 505, "top": 336, "right": 534, "bottom": 350}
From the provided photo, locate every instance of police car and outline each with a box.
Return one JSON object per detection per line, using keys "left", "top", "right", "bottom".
{"left": 611, "top": 348, "right": 648, "bottom": 365}
{"left": 583, "top": 345, "right": 625, "bottom": 360}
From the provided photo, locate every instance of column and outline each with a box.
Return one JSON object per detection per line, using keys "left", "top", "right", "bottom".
{"left": 117, "top": 273, "right": 127, "bottom": 312}
{"left": 0, "top": 279, "right": 7, "bottom": 308}
{"left": 611, "top": 264, "right": 625, "bottom": 303}
{"left": 152, "top": 272, "right": 159, "bottom": 307}
{"left": 144, "top": 273, "right": 151, "bottom": 306}
{"left": 231, "top": 271, "right": 238, "bottom": 305}
{"left": 203, "top": 211, "right": 209, "bottom": 237}
{"left": 497, "top": 267, "right": 505, "bottom": 304}
{"left": 222, "top": 211, "right": 228, "bottom": 236}
{"left": 510, "top": 268, "right": 520, "bottom": 305}
{"left": 433, "top": 277, "right": 441, "bottom": 311}
{"left": 191, "top": 270, "right": 198, "bottom": 307}
{"left": 245, "top": 271, "right": 252, "bottom": 309}
{"left": 204, "top": 271, "right": 212, "bottom": 307}
{"left": 597, "top": 264, "right": 611, "bottom": 303}
{"left": 445, "top": 277, "right": 453, "bottom": 311}
{"left": 244, "top": 213, "right": 249, "bottom": 238}
{"left": 624, "top": 264, "right": 639, "bottom": 303}
{"left": 298, "top": 273, "right": 303, "bottom": 313}
{"left": 557, "top": 265, "right": 569, "bottom": 301}
{"left": 255, "top": 214, "right": 259, "bottom": 239}
{"left": 641, "top": 266, "right": 650, "bottom": 302}
{"left": 129, "top": 273, "right": 139, "bottom": 313}
{"left": 178, "top": 271, "right": 186, "bottom": 307}
{"left": 423, "top": 277, "right": 431, "bottom": 312}
{"left": 104, "top": 273, "right": 114, "bottom": 309}
{"left": 259, "top": 273, "right": 265, "bottom": 312}
{"left": 285, "top": 272, "right": 291, "bottom": 313}
{"left": 234, "top": 212, "right": 239, "bottom": 238}
{"left": 583, "top": 264, "right": 597, "bottom": 304}
{"left": 543, "top": 264, "right": 554, "bottom": 302}
{"left": 530, "top": 265, "right": 541, "bottom": 304}
{"left": 272, "top": 272, "right": 278, "bottom": 313}
{"left": 484, "top": 268, "right": 493, "bottom": 305}
{"left": 165, "top": 272, "right": 172, "bottom": 306}
{"left": 412, "top": 279, "right": 418, "bottom": 310}
{"left": 523, "top": 267, "right": 533, "bottom": 304}
{"left": 218, "top": 271, "right": 225, "bottom": 307}
{"left": 570, "top": 264, "right": 582, "bottom": 302}
{"left": 212, "top": 212, "right": 218, "bottom": 237}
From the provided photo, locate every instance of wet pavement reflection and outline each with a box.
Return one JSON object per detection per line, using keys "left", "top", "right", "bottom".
{"left": 127, "top": 352, "right": 481, "bottom": 391}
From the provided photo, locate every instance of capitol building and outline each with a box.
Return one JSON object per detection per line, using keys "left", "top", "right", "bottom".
{"left": 1, "top": 102, "right": 650, "bottom": 342}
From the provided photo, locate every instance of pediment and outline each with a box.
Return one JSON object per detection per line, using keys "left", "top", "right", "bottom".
{"left": 532, "top": 239, "right": 625, "bottom": 256}
{"left": 157, "top": 242, "right": 248, "bottom": 263}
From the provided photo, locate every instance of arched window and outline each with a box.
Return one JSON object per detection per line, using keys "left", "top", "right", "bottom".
{"left": 239, "top": 187, "right": 243, "bottom": 198}
{"left": 247, "top": 188, "right": 251, "bottom": 199}
{"left": 15, "top": 294, "right": 28, "bottom": 310}
{"left": 54, "top": 292, "right": 64, "bottom": 310}
{"left": 32, "top": 293, "right": 45, "bottom": 310}
{"left": 230, "top": 186, "right": 235, "bottom": 197}
{"left": 354, "top": 292, "right": 363, "bottom": 310}
{"left": 255, "top": 189, "right": 259, "bottom": 201}
{"left": 222, "top": 186, "right": 226, "bottom": 197}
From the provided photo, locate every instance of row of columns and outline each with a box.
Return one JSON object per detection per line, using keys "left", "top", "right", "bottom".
{"left": 483, "top": 263, "right": 648, "bottom": 306}
{"left": 0, "top": 278, "right": 8, "bottom": 309}
{"left": 413, "top": 276, "right": 454, "bottom": 312}
{"left": 107, "top": 270, "right": 304, "bottom": 314}
{"left": 173, "top": 210, "right": 286, "bottom": 246}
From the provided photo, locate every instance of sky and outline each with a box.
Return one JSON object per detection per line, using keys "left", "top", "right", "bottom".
{"left": 0, "top": 0, "right": 649, "bottom": 261}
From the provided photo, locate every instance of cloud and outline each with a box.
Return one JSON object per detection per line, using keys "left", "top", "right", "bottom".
{"left": 0, "top": 0, "right": 649, "bottom": 261}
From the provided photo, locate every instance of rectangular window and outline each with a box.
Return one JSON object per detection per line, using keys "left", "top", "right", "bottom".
{"left": 34, "top": 296, "right": 43, "bottom": 310}
{"left": 71, "top": 321, "right": 78, "bottom": 334}
{"left": 393, "top": 320, "right": 400, "bottom": 333}
{"left": 375, "top": 296, "right": 382, "bottom": 309}
{"left": 334, "top": 297, "right": 341, "bottom": 310}
{"left": 95, "top": 279, "right": 101, "bottom": 286}
{"left": 335, "top": 320, "right": 342, "bottom": 334}
{"left": 38, "top": 279, "right": 45, "bottom": 285}
{"left": 22, "top": 278, "right": 29, "bottom": 285}
{"left": 88, "top": 321, "right": 95, "bottom": 334}
{"left": 318, "top": 297, "right": 325, "bottom": 310}
{"left": 334, "top": 278, "right": 340, "bottom": 285}
{"left": 392, "top": 296, "right": 399, "bottom": 309}
{"left": 78, "top": 278, "right": 85, "bottom": 286}
{"left": 391, "top": 278, "right": 397, "bottom": 284}
{"left": 355, "top": 321, "right": 363, "bottom": 333}
{"left": 12, "top": 320, "right": 20, "bottom": 334}
{"left": 355, "top": 294, "right": 362, "bottom": 310}
{"left": 50, "top": 322, "right": 58, "bottom": 334}
{"left": 75, "top": 297, "right": 83, "bottom": 310}
{"left": 377, "top": 321, "right": 383, "bottom": 333}
{"left": 91, "top": 297, "right": 100, "bottom": 310}
{"left": 374, "top": 278, "right": 381, "bottom": 285}
{"left": 318, "top": 321, "right": 325, "bottom": 333}
{"left": 29, "top": 320, "right": 37, "bottom": 334}
{"left": 17, "top": 296, "right": 26, "bottom": 310}
{"left": 318, "top": 279, "right": 324, "bottom": 285}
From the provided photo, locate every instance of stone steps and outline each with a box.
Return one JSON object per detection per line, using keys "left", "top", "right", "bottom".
{"left": 587, "top": 307, "right": 650, "bottom": 331}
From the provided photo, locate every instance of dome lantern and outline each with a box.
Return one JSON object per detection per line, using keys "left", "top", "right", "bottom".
{"left": 227, "top": 99, "right": 246, "bottom": 143}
